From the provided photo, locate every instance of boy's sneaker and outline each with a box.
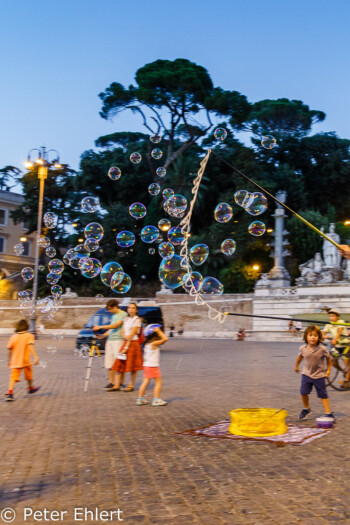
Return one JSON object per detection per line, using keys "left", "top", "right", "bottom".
{"left": 5, "top": 393, "right": 14, "bottom": 402}
{"left": 152, "top": 398, "right": 167, "bottom": 406}
{"left": 299, "top": 408, "right": 311, "bottom": 420}
{"left": 136, "top": 398, "right": 148, "bottom": 406}
{"left": 104, "top": 383, "right": 114, "bottom": 389}
{"left": 325, "top": 412, "right": 335, "bottom": 420}
{"left": 28, "top": 386, "right": 41, "bottom": 394}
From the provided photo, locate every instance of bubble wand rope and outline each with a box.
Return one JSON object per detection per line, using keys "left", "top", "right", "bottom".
{"left": 179, "top": 149, "right": 228, "bottom": 324}
{"left": 213, "top": 153, "right": 341, "bottom": 249}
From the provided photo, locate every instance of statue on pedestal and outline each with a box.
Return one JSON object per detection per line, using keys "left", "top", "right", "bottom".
{"left": 322, "top": 223, "right": 341, "bottom": 268}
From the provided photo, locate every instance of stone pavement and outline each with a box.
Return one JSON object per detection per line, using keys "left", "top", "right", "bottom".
{"left": 0, "top": 336, "right": 350, "bottom": 525}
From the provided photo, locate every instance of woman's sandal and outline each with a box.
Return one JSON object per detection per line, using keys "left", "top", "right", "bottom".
{"left": 107, "top": 387, "right": 121, "bottom": 392}
{"left": 123, "top": 386, "right": 134, "bottom": 392}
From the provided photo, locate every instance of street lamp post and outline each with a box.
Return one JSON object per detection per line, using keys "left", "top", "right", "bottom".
{"left": 25, "top": 146, "right": 62, "bottom": 336}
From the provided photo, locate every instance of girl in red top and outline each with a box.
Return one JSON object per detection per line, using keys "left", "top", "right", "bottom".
{"left": 6, "top": 319, "right": 40, "bottom": 402}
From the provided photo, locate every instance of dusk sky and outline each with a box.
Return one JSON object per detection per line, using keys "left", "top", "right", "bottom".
{"left": 1, "top": 0, "right": 349, "bottom": 175}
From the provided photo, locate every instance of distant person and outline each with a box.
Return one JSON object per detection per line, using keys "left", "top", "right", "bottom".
{"left": 295, "top": 325, "right": 334, "bottom": 420}
{"left": 108, "top": 303, "right": 143, "bottom": 392}
{"left": 177, "top": 325, "right": 184, "bottom": 336}
{"left": 295, "top": 321, "right": 303, "bottom": 332}
{"left": 5, "top": 319, "right": 40, "bottom": 402}
{"left": 236, "top": 328, "right": 246, "bottom": 341}
{"left": 92, "top": 299, "right": 127, "bottom": 389}
{"left": 136, "top": 325, "right": 168, "bottom": 406}
{"left": 322, "top": 308, "right": 350, "bottom": 388}
{"left": 169, "top": 324, "right": 175, "bottom": 337}
{"left": 288, "top": 321, "right": 297, "bottom": 335}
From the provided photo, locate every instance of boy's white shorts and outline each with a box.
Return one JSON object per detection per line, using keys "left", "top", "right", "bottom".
{"left": 105, "top": 340, "right": 124, "bottom": 369}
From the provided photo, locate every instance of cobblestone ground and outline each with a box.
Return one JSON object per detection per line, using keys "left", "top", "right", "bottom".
{"left": 0, "top": 336, "right": 349, "bottom": 525}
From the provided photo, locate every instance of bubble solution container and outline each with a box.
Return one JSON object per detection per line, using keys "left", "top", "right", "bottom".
{"left": 316, "top": 417, "right": 334, "bottom": 429}
{"left": 228, "top": 408, "right": 288, "bottom": 437}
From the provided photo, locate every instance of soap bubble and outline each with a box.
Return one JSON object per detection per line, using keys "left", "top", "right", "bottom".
{"left": 156, "top": 167, "right": 166, "bottom": 178}
{"left": 47, "top": 345, "right": 57, "bottom": 354}
{"left": 38, "top": 237, "right": 50, "bottom": 248}
{"left": 18, "top": 290, "right": 33, "bottom": 301}
{"left": 79, "top": 345, "right": 90, "bottom": 358}
{"left": 158, "top": 218, "right": 171, "bottom": 232}
{"left": 201, "top": 276, "right": 224, "bottom": 296}
{"left": 261, "top": 135, "right": 277, "bottom": 149}
{"left": 100, "top": 262, "right": 123, "bottom": 287}
{"left": 46, "top": 272, "right": 61, "bottom": 285}
{"left": 167, "top": 226, "right": 184, "bottom": 245}
{"left": 80, "top": 258, "right": 102, "bottom": 278}
{"left": 51, "top": 285, "right": 63, "bottom": 298}
{"left": 148, "top": 248, "right": 155, "bottom": 255}
{"left": 20, "top": 300, "right": 35, "bottom": 317}
{"left": 141, "top": 225, "right": 159, "bottom": 243}
{"left": 84, "top": 238, "right": 99, "bottom": 252}
{"left": 129, "top": 202, "right": 146, "bottom": 219}
{"left": 21, "top": 267, "right": 34, "bottom": 281}
{"left": 182, "top": 272, "right": 203, "bottom": 293}
{"left": 74, "top": 244, "right": 90, "bottom": 255}
{"left": 110, "top": 271, "right": 124, "bottom": 290}
{"left": 234, "top": 190, "right": 248, "bottom": 207}
{"left": 38, "top": 265, "right": 45, "bottom": 272}
{"left": 148, "top": 183, "right": 161, "bottom": 196}
{"left": 155, "top": 233, "right": 164, "bottom": 243}
{"left": 84, "top": 222, "right": 104, "bottom": 241}
{"left": 214, "top": 128, "right": 228, "bottom": 141}
{"left": 43, "top": 212, "right": 58, "bottom": 229}
{"left": 245, "top": 192, "right": 268, "bottom": 216}
{"left": 151, "top": 148, "right": 163, "bottom": 160}
{"left": 14, "top": 243, "right": 24, "bottom": 256}
{"left": 69, "top": 252, "right": 86, "bottom": 269}
{"left": 108, "top": 166, "right": 122, "bottom": 180}
{"left": 158, "top": 255, "right": 187, "bottom": 290}
{"left": 95, "top": 294, "right": 104, "bottom": 301}
{"left": 111, "top": 272, "right": 132, "bottom": 294}
{"left": 81, "top": 196, "right": 99, "bottom": 213}
{"left": 221, "top": 239, "right": 236, "bottom": 255}
{"left": 23, "top": 206, "right": 30, "bottom": 214}
{"left": 248, "top": 221, "right": 266, "bottom": 236}
{"left": 48, "top": 259, "right": 64, "bottom": 274}
{"left": 63, "top": 248, "right": 76, "bottom": 265}
{"left": 116, "top": 231, "right": 135, "bottom": 248}
{"left": 78, "top": 257, "right": 94, "bottom": 272}
{"left": 150, "top": 133, "right": 161, "bottom": 144}
{"left": 45, "top": 246, "right": 56, "bottom": 258}
{"left": 189, "top": 244, "right": 209, "bottom": 266}
{"left": 158, "top": 242, "right": 175, "bottom": 260}
{"left": 130, "top": 152, "right": 142, "bottom": 164}
{"left": 39, "top": 360, "right": 48, "bottom": 368}
{"left": 214, "top": 203, "right": 233, "bottom": 223}
{"left": 166, "top": 195, "right": 188, "bottom": 218}
{"left": 162, "top": 188, "right": 174, "bottom": 200}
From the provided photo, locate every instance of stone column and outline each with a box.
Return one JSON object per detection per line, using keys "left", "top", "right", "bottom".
{"left": 266, "top": 191, "right": 291, "bottom": 287}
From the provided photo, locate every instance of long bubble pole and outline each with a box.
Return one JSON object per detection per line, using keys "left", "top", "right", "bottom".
{"left": 215, "top": 154, "right": 341, "bottom": 249}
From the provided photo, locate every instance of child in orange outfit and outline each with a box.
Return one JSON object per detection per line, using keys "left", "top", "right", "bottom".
{"left": 6, "top": 319, "right": 40, "bottom": 402}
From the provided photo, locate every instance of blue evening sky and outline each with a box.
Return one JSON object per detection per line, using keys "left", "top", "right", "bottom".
{"left": 0, "top": 0, "right": 349, "bottom": 174}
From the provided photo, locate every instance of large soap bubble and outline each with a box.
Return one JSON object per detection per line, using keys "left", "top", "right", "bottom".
{"left": 130, "top": 152, "right": 142, "bottom": 164}
{"left": 151, "top": 148, "right": 163, "bottom": 160}
{"left": 234, "top": 190, "right": 249, "bottom": 207}
{"left": 245, "top": 192, "right": 268, "bottom": 216}
{"left": 81, "top": 258, "right": 102, "bottom": 278}
{"left": 111, "top": 272, "right": 132, "bottom": 293}
{"left": 129, "top": 202, "right": 147, "bottom": 219}
{"left": 100, "top": 262, "right": 123, "bottom": 287}
{"left": 167, "top": 226, "right": 184, "bottom": 245}
{"left": 140, "top": 225, "right": 159, "bottom": 243}
{"left": 214, "top": 128, "right": 228, "bottom": 141}
{"left": 43, "top": 212, "right": 58, "bottom": 229}
{"left": 182, "top": 272, "right": 203, "bottom": 293}
{"left": 158, "top": 255, "right": 187, "bottom": 290}
{"left": 84, "top": 238, "right": 99, "bottom": 252}
{"left": 166, "top": 195, "right": 188, "bottom": 218}
{"left": 148, "top": 183, "right": 161, "bottom": 196}
{"left": 46, "top": 272, "right": 61, "bottom": 285}
{"left": 63, "top": 248, "right": 76, "bottom": 265}
{"left": 150, "top": 133, "right": 161, "bottom": 144}
{"left": 158, "top": 218, "right": 171, "bottom": 232}
{"left": 78, "top": 257, "right": 94, "bottom": 272}
{"left": 116, "top": 231, "right": 135, "bottom": 248}
{"left": 48, "top": 259, "right": 64, "bottom": 274}
{"left": 21, "top": 267, "right": 34, "bottom": 281}
{"left": 84, "top": 222, "right": 104, "bottom": 241}
{"left": 189, "top": 244, "right": 209, "bottom": 266}
{"left": 214, "top": 203, "right": 233, "bottom": 223}
{"left": 14, "top": 243, "right": 24, "bottom": 256}
{"left": 69, "top": 252, "right": 86, "bottom": 269}
{"left": 110, "top": 271, "right": 124, "bottom": 290}
{"left": 201, "top": 276, "right": 224, "bottom": 296}
{"left": 248, "top": 221, "right": 266, "bottom": 236}
{"left": 261, "top": 136, "right": 277, "bottom": 149}
{"left": 221, "top": 239, "right": 236, "bottom": 255}
{"left": 38, "top": 237, "right": 50, "bottom": 248}
{"left": 156, "top": 167, "right": 166, "bottom": 178}
{"left": 108, "top": 167, "right": 122, "bottom": 180}
{"left": 18, "top": 290, "right": 33, "bottom": 301}
{"left": 158, "top": 242, "right": 175, "bottom": 260}
{"left": 81, "top": 196, "right": 99, "bottom": 213}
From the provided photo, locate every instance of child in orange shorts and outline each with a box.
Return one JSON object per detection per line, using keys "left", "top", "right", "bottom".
{"left": 6, "top": 319, "right": 40, "bottom": 402}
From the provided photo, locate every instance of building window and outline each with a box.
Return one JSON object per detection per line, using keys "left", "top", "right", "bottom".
{"left": 22, "top": 241, "right": 31, "bottom": 256}
{"left": 0, "top": 209, "right": 7, "bottom": 226}
{"left": 21, "top": 218, "right": 30, "bottom": 229}
{"left": 0, "top": 237, "right": 5, "bottom": 253}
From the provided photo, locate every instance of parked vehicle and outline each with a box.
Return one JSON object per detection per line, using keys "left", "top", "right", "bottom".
{"left": 75, "top": 305, "right": 163, "bottom": 354}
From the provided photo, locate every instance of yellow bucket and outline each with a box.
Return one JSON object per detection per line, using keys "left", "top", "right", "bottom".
{"left": 228, "top": 408, "right": 288, "bottom": 437}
